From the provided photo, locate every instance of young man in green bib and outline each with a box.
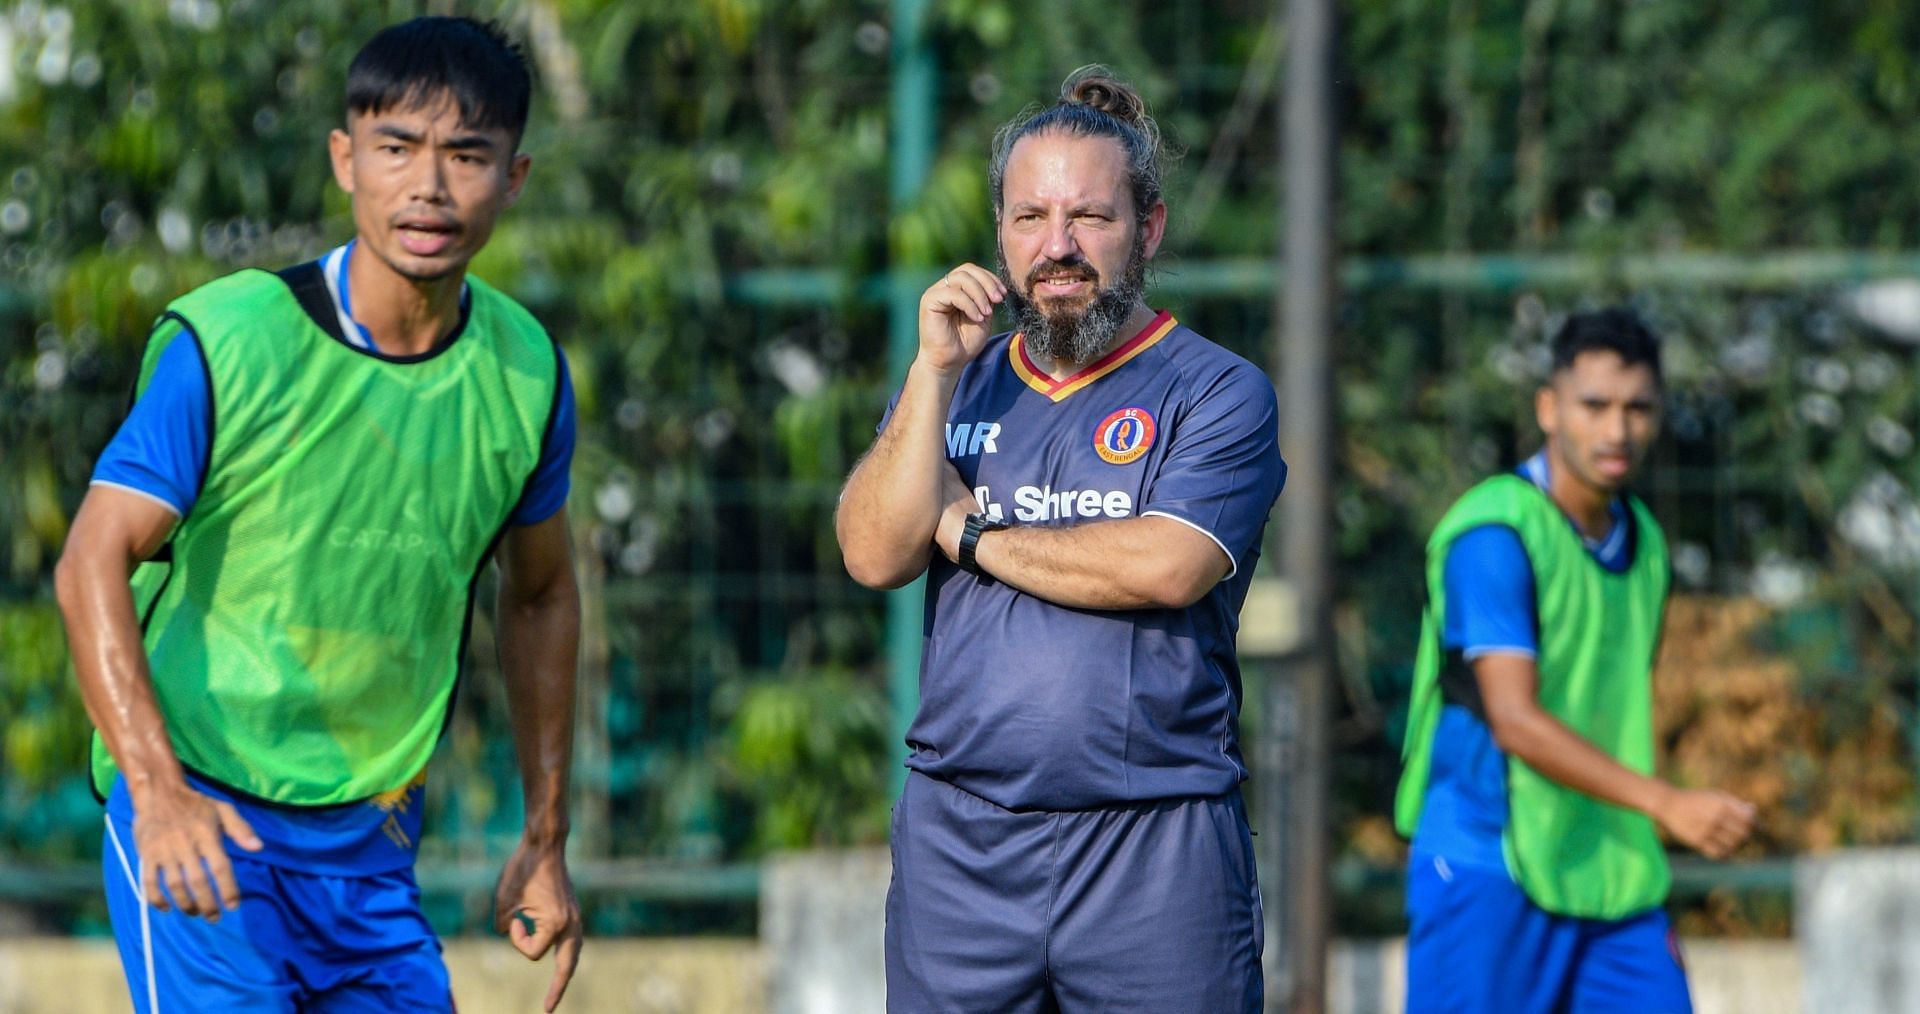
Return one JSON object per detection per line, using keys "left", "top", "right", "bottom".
{"left": 1395, "top": 309, "right": 1755, "bottom": 1012}
{"left": 55, "top": 18, "right": 583, "bottom": 1012}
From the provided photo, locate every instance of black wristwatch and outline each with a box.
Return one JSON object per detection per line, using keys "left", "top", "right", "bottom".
{"left": 957, "top": 513, "right": 1010, "bottom": 575}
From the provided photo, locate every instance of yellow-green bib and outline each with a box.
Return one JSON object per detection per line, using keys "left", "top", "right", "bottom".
{"left": 91, "top": 266, "right": 560, "bottom": 806}
{"left": 1395, "top": 474, "right": 1672, "bottom": 919}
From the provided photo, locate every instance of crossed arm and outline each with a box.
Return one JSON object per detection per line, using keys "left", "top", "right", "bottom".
{"left": 930, "top": 465, "right": 1227, "bottom": 610}
{"left": 833, "top": 373, "right": 1229, "bottom": 612}
{"left": 834, "top": 261, "right": 1233, "bottom": 609}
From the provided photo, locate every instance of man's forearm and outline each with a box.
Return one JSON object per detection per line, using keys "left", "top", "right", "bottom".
{"left": 963, "top": 515, "right": 1228, "bottom": 611}
{"left": 1490, "top": 705, "right": 1671, "bottom": 819}
{"left": 55, "top": 546, "right": 189, "bottom": 802}
{"left": 835, "top": 361, "right": 962, "bottom": 588}
{"left": 497, "top": 585, "right": 581, "bottom": 845}
{"left": 1496, "top": 701, "right": 1757, "bottom": 858}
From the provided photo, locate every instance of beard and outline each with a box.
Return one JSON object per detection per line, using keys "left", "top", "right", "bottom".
{"left": 999, "top": 233, "right": 1149, "bottom": 366}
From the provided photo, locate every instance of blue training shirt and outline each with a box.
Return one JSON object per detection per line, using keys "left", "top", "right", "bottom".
{"left": 883, "top": 311, "right": 1287, "bottom": 811}
{"left": 1412, "top": 451, "right": 1631, "bottom": 872}
{"left": 91, "top": 246, "right": 576, "bottom": 875}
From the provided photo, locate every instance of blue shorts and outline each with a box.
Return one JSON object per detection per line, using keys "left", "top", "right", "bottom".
{"left": 103, "top": 811, "right": 451, "bottom": 1013}
{"left": 885, "top": 771, "right": 1263, "bottom": 1013}
{"left": 1405, "top": 851, "right": 1692, "bottom": 1014}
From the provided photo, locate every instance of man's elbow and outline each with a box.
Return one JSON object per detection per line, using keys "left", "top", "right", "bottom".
{"left": 52, "top": 545, "right": 89, "bottom": 616}
{"left": 1142, "top": 583, "right": 1207, "bottom": 610}
{"left": 1137, "top": 558, "right": 1222, "bottom": 609}
{"left": 1486, "top": 720, "right": 1521, "bottom": 756}
{"left": 1484, "top": 710, "right": 1539, "bottom": 759}
{"left": 834, "top": 510, "right": 927, "bottom": 590}
{"left": 505, "top": 578, "right": 580, "bottom": 617}
{"left": 841, "top": 549, "right": 923, "bottom": 591}
{"left": 514, "top": 583, "right": 572, "bottom": 614}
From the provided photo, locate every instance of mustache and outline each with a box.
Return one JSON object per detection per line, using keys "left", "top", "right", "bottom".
{"left": 1024, "top": 257, "right": 1099, "bottom": 288}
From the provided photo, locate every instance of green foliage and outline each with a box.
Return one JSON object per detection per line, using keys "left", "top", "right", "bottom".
{"left": 726, "top": 670, "right": 891, "bottom": 852}
{"left": 0, "top": 602, "right": 82, "bottom": 788}
{"left": 5, "top": 0, "right": 1920, "bottom": 907}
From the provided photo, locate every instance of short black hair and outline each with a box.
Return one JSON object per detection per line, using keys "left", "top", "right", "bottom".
{"left": 346, "top": 17, "right": 533, "bottom": 144}
{"left": 1549, "top": 308, "right": 1663, "bottom": 384}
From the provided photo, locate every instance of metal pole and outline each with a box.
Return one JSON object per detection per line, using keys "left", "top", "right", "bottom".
{"left": 1274, "top": 0, "right": 1337, "bottom": 1010}
{"left": 886, "top": 0, "right": 936, "bottom": 798}
{"left": 718, "top": 250, "right": 1920, "bottom": 308}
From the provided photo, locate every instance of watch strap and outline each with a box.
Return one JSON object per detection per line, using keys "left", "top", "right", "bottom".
{"left": 958, "top": 513, "right": 1006, "bottom": 575}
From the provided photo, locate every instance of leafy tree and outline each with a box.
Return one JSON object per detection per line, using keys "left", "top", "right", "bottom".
{"left": 5, "top": 0, "right": 1920, "bottom": 938}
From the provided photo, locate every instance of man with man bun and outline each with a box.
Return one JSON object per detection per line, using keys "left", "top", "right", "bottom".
{"left": 837, "top": 67, "right": 1286, "bottom": 1012}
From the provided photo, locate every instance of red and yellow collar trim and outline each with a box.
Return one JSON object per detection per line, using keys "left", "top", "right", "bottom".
{"left": 1009, "top": 310, "right": 1177, "bottom": 403}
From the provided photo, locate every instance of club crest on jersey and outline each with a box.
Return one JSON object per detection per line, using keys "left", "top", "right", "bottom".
{"left": 1094, "top": 407, "right": 1156, "bottom": 465}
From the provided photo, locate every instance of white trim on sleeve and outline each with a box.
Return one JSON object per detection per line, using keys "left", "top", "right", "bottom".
{"left": 1140, "top": 510, "right": 1238, "bottom": 581}
{"left": 89, "top": 480, "right": 184, "bottom": 518}
{"left": 1462, "top": 645, "right": 1538, "bottom": 662}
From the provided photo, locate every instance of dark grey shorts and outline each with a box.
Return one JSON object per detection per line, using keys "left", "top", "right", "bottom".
{"left": 885, "top": 770, "right": 1263, "bottom": 1013}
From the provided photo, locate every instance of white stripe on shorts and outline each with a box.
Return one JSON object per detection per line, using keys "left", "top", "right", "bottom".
{"left": 106, "top": 815, "right": 160, "bottom": 1014}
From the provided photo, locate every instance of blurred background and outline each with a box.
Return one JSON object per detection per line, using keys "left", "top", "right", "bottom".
{"left": 6, "top": 0, "right": 1920, "bottom": 1010}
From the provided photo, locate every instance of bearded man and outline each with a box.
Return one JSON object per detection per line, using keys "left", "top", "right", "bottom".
{"left": 835, "top": 67, "right": 1286, "bottom": 1013}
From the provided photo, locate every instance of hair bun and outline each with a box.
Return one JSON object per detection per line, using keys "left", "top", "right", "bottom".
{"left": 1062, "top": 66, "right": 1147, "bottom": 129}
{"left": 989, "top": 65, "right": 1171, "bottom": 226}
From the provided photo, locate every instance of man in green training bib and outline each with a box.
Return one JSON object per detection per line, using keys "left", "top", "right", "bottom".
{"left": 1394, "top": 309, "right": 1755, "bottom": 1012}
{"left": 55, "top": 18, "right": 584, "bottom": 1013}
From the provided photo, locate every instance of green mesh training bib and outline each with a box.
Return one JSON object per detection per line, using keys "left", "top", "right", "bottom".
{"left": 90, "top": 267, "right": 560, "bottom": 806}
{"left": 1394, "top": 474, "right": 1672, "bottom": 919}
